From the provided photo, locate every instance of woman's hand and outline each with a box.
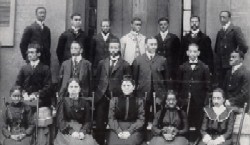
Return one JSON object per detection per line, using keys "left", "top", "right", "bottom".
{"left": 118, "top": 131, "right": 131, "bottom": 139}
{"left": 71, "top": 132, "right": 79, "bottom": 138}
{"left": 78, "top": 132, "right": 85, "bottom": 140}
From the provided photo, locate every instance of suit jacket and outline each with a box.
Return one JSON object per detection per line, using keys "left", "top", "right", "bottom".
{"left": 59, "top": 58, "right": 92, "bottom": 96}
{"left": 95, "top": 57, "right": 131, "bottom": 103}
{"left": 90, "top": 33, "right": 118, "bottom": 75}
{"left": 155, "top": 32, "right": 180, "bottom": 79}
{"left": 132, "top": 54, "right": 169, "bottom": 100}
{"left": 20, "top": 22, "right": 51, "bottom": 66}
{"left": 215, "top": 24, "right": 248, "bottom": 69}
{"left": 15, "top": 62, "right": 51, "bottom": 106}
{"left": 177, "top": 60, "right": 210, "bottom": 107}
{"left": 56, "top": 29, "right": 87, "bottom": 64}
{"left": 223, "top": 65, "right": 250, "bottom": 108}
{"left": 121, "top": 31, "right": 146, "bottom": 65}
{"left": 180, "top": 31, "right": 214, "bottom": 73}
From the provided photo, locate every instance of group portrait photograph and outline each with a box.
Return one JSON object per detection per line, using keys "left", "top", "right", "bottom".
{"left": 0, "top": 0, "right": 250, "bottom": 145}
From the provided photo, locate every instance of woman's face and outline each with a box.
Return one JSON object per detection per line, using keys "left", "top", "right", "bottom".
{"left": 68, "top": 80, "right": 81, "bottom": 98}
{"left": 121, "top": 81, "right": 135, "bottom": 95}
{"left": 212, "top": 91, "right": 225, "bottom": 107}
{"left": 166, "top": 94, "right": 177, "bottom": 108}
{"left": 11, "top": 90, "right": 22, "bottom": 103}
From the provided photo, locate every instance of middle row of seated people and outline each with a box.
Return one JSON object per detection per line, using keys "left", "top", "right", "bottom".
{"left": 13, "top": 35, "right": 249, "bottom": 145}
{"left": 3, "top": 77, "right": 236, "bottom": 145}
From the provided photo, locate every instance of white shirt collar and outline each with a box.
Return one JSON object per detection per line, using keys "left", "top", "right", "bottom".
{"left": 191, "top": 29, "right": 200, "bottom": 34}
{"left": 213, "top": 105, "right": 226, "bottom": 116}
{"left": 189, "top": 59, "right": 198, "bottom": 64}
{"left": 160, "top": 30, "right": 169, "bottom": 40}
{"left": 72, "top": 55, "right": 82, "bottom": 63}
{"left": 130, "top": 30, "right": 139, "bottom": 36}
{"left": 36, "top": 20, "right": 44, "bottom": 29}
{"left": 232, "top": 63, "right": 243, "bottom": 73}
{"left": 30, "top": 60, "right": 40, "bottom": 67}
{"left": 72, "top": 26, "right": 80, "bottom": 33}
{"left": 102, "top": 32, "right": 110, "bottom": 41}
{"left": 110, "top": 56, "right": 120, "bottom": 66}
{"left": 223, "top": 21, "right": 231, "bottom": 30}
{"left": 146, "top": 51, "right": 155, "bottom": 60}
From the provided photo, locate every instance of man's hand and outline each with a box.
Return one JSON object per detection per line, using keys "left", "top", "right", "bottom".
{"left": 78, "top": 132, "right": 85, "bottom": 140}
{"left": 71, "top": 132, "right": 79, "bottom": 138}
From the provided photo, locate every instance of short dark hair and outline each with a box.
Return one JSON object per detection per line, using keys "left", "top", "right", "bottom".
{"left": 131, "top": 17, "right": 142, "bottom": 24}
{"left": 101, "top": 19, "right": 110, "bottom": 25}
{"left": 188, "top": 43, "right": 199, "bottom": 50}
{"left": 190, "top": 16, "right": 200, "bottom": 22}
{"left": 71, "top": 13, "right": 81, "bottom": 19}
{"left": 220, "top": 11, "right": 231, "bottom": 18}
{"left": 36, "top": 7, "right": 46, "bottom": 14}
{"left": 122, "top": 75, "right": 135, "bottom": 86}
{"left": 232, "top": 50, "right": 245, "bottom": 59}
{"left": 71, "top": 41, "right": 83, "bottom": 49}
{"left": 213, "top": 88, "right": 225, "bottom": 98}
{"left": 27, "top": 43, "right": 41, "bottom": 53}
{"left": 158, "top": 17, "right": 169, "bottom": 24}
{"left": 145, "top": 37, "right": 157, "bottom": 44}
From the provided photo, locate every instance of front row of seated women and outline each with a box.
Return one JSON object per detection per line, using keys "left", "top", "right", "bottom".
{"left": 2, "top": 78, "right": 236, "bottom": 145}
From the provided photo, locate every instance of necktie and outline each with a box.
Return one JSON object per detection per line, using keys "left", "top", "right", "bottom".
{"left": 73, "top": 57, "right": 78, "bottom": 77}
{"left": 134, "top": 35, "right": 141, "bottom": 58}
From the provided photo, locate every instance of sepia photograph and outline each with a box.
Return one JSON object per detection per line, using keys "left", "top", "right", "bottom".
{"left": 0, "top": 0, "right": 250, "bottom": 145}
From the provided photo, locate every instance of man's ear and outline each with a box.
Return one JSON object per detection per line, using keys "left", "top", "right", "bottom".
{"left": 197, "top": 51, "right": 201, "bottom": 56}
{"left": 37, "top": 52, "right": 41, "bottom": 57}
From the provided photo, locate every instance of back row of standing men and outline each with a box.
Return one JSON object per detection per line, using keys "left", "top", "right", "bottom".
{"left": 17, "top": 7, "right": 249, "bottom": 145}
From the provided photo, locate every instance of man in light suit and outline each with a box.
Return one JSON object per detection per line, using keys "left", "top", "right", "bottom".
{"left": 132, "top": 37, "right": 169, "bottom": 123}
{"left": 58, "top": 41, "right": 92, "bottom": 96}
{"left": 90, "top": 19, "right": 118, "bottom": 77}
{"left": 155, "top": 17, "right": 180, "bottom": 81}
{"left": 121, "top": 17, "right": 146, "bottom": 65}
{"left": 94, "top": 38, "right": 131, "bottom": 145}
{"left": 215, "top": 11, "right": 248, "bottom": 86}
{"left": 20, "top": 7, "right": 51, "bottom": 66}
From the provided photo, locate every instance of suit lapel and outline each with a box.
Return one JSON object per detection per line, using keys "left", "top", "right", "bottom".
{"left": 111, "top": 58, "right": 122, "bottom": 74}
{"left": 104, "top": 58, "right": 110, "bottom": 75}
{"left": 164, "top": 33, "right": 171, "bottom": 41}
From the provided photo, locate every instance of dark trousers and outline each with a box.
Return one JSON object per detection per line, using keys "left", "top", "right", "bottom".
{"left": 95, "top": 96, "right": 109, "bottom": 145}
{"left": 216, "top": 67, "right": 231, "bottom": 87}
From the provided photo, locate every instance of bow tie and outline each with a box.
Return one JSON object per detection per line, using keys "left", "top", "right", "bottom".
{"left": 189, "top": 62, "right": 197, "bottom": 65}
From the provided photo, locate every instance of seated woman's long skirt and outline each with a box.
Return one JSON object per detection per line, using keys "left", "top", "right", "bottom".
{"left": 149, "top": 136, "right": 188, "bottom": 145}
{"left": 3, "top": 136, "right": 33, "bottom": 145}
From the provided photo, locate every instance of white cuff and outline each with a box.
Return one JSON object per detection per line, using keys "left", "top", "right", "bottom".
{"left": 202, "top": 134, "right": 212, "bottom": 143}
{"left": 215, "top": 136, "right": 225, "bottom": 144}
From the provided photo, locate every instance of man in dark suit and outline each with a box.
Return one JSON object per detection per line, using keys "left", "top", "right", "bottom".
{"left": 155, "top": 17, "right": 180, "bottom": 80}
{"left": 56, "top": 13, "right": 87, "bottom": 65}
{"left": 223, "top": 50, "right": 250, "bottom": 109}
{"left": 20, "top": 7, "right": 51, "bottom": 66}
{"left": 16, "top": 43, "right": 51, "bottom": 107}
{"left": 132, "top": 37, "right": 169, "bottom": 123}
{"left": 177, "top": 43, "right": 210, "bottom": 137}
{"left": 58, "top": 41, "right": 92, "bottom": 96}
{"left": 180, "top": 16, "right": 214, "bottom": 74}
{"left": 90, "top": 19, "right": 117, "bottom": 77}
{"left": 215, "top": 11, "right": 248, "bottom": 86}
{"left": 94, "top": 38, "right": 130, "bottom": 145}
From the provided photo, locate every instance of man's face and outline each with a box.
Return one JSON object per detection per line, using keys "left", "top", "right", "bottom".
{"left": 159, "top": 20, "right": 168, "bottom": 32}
{"left": 220, "top": 12, "right": 230, "bottom": 26}
{"left": 190, "top": 17, "right": 200, "bottom": 31}
{"left": 121, "top": 81, "right": 135, "bottom": 95}
{"left": 71, "top": 16, "right": 82, "bottom": 28}
{"left": 186, "top": 45, "right": 200, "bottom": 61}
{"left": 166, "top": 94, "right": 177, "bottom": 108}
{"left": 70, "top": 43, "right": 82, "bottom": 56}
{"left": 36, "top": 8, "right": 46, "bottom": 21}
{"left": 27, "top": 48, "right": 40, "bottom": 61}
{"left": 131, "top": 20, "right": 142, "bottom": 33}
{"left": 146, "top": 38, "right": 158, "bottom": 54}
{"left": 229, "top": 52, "right": 242, "bottom": 66}
{"left": 212, "top": 92, "right": 224, "bottom": 107}
{"left": 109, "top": 42, "right": 120, "bottom": 57}
{"left": 101, "top": 21, "right": 110, "bottom": 34}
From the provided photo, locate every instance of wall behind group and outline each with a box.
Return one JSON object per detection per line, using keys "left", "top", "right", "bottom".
{"left": 0, "top": 0, "right": 67, "bottom": 109}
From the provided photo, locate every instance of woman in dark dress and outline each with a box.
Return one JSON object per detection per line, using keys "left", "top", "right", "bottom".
{"left": 149, "top": 90, "right": 189, "bottom": 145}
{"left": 2, "top": 86, "right": 35, "bottom": 145}
{"left": 199, "top": 88, "right": 235, "bottom": 145}
{"left": 107, "top": 76, "right": 145, "bottom": 145}
{"left": 54, "top": 78, "right": 98, "bottom": 145}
